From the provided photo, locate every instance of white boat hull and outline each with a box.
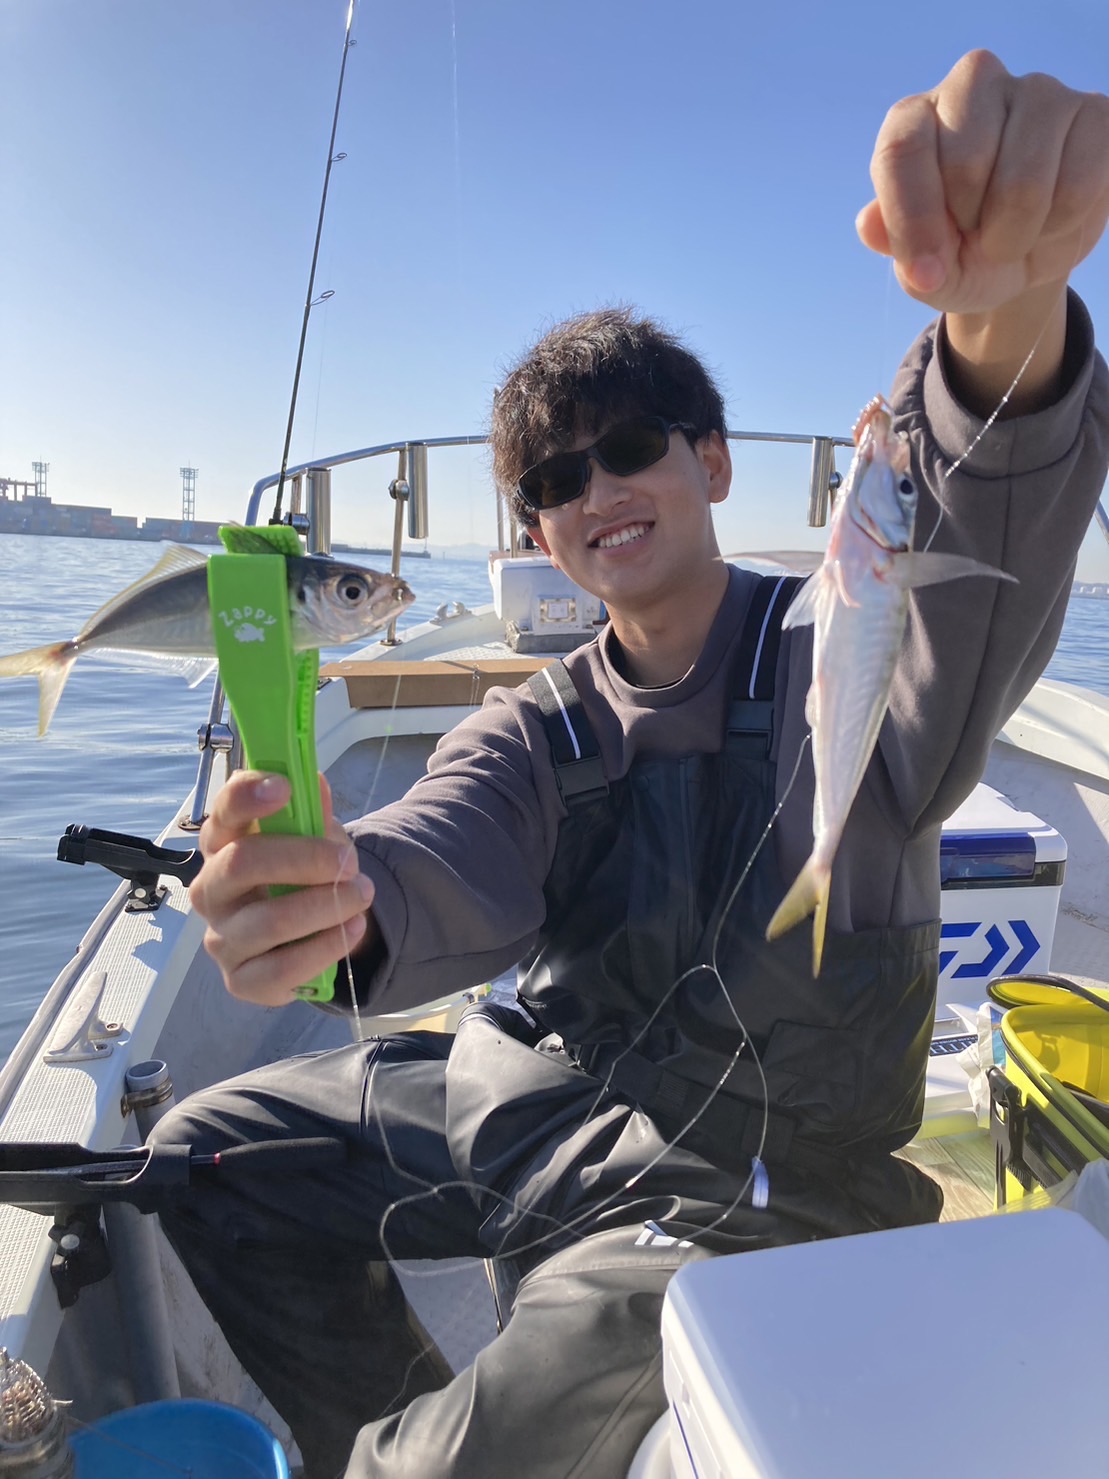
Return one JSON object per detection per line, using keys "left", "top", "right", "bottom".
{"left": 2, "top": 602, "right": 1107, "bottom": 1466}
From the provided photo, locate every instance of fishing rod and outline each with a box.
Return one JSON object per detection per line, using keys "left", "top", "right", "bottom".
{"left": 0, "top": 1138, "right": 350, "bottom": 1309}
{"left": 270, "top": 0, "right": 358, "bottom": 528}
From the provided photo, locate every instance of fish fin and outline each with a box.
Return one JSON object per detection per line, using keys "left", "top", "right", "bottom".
{"left": 766, "top": 857, "right": 830, "bottom": 939}
{"left": 812, "top": 879, "right": 830, "bottom": 978}
{"left": 83, "top": 648, "right": 218, "bottom": 687}
{"left": 891, "top": 551, "right": 1018, "bottom": 592}
{"left": 0, "top": 642, "right": 78, "bottom": 734}
{"left": 73, "top": 545, "right": 209, "bottom": 641}
{"left": 781, "top": 572, "right": 826, "bottom": 630}
{"left": 185, "top": 658, "right": 219, "bottom": 689}
{"left": 766, "top": 859, "right": 833, "bottom": 977}
{"left": 804, "top": 679, "right": 820, "bottom": 730}
{"left": 829, "top": 559, "right": 862, "bottom": 608}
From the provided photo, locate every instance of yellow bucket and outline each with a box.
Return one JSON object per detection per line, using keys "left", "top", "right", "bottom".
{"left": 987, "top": 975, "right": 1109, "bottom": 1207}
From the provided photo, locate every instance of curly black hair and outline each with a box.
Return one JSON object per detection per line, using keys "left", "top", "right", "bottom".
{"left": 491, "top": 307, "right": 727, "bottom": 527}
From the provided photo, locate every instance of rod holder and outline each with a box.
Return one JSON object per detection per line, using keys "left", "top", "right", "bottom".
{"left": 305, "top": 467, "right": 332, "bottom": 554}
{"left": 807, "top": 437, "right": 839, "bottom": 528}
{"left": 403, "top": 443, "right": 429, "bottom": 541}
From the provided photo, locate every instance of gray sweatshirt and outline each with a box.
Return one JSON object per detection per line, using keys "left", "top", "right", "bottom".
{"left": 350, "top": 292, "right": 1109, "bottom": 1015}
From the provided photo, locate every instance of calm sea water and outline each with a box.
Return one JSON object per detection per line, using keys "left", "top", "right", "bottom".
{"left": 0, "top": 536, "right": 494, "bottom": 1058}
{"left": 1, "top": 533, "right": 1107, "bottom": 1060}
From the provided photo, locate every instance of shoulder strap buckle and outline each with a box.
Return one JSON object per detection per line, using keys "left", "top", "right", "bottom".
{"left": 726, "top": 573, "right": 805, "bottom": 758}
{"left": 527, "top": 662, "right": 609, "bottom": 809}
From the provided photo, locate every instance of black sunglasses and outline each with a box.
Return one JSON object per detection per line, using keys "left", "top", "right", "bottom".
{"left": 517, "top": 415, "right": 695, "bottom": 512}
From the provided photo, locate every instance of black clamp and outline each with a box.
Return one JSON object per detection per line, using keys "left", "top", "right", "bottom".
{"left": 988, "top": 1064, "right": 1087, "bottom": 1204}
{"left": 271, "top": 511, "right": 311, "bottom": 536}
{"left": 48, "top": 1204, "right": 112, "bottom": 1309}
{"left": 988, "top": 1065, "right": 1027, "bottom": 1205}
{"left": 57, "top": 826, "right": 203, "bottom": 912}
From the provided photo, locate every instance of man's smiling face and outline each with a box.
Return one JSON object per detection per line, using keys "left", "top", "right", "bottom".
{"left": 528, "top": 424, "right": 732, "bottom": 621}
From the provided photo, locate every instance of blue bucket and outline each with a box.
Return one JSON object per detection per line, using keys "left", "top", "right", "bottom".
{"left": 70, "top": 1399, "right": 289, "bottom": 1478}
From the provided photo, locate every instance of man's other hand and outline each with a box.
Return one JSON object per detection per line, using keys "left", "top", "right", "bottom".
{"left": 190, "top": 770, "right": 376, "bottom": 1005}
{"left": 856, "top": 50, "right": 1108, "bottom": 316}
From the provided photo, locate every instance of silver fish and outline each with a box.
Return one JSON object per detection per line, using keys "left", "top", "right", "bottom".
{"left": 0, "top": 535, "right": 414, "bottom": 734}
{"left": 766, "top": 396, "right": 1015, "bottom": 975}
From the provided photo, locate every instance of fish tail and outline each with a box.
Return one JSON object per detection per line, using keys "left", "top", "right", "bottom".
{"left": 811, "top": 876, "right": 831, "bottom": 978}
{"left": 0, "top": 642, "right": 79, "bottom": 735}
{"left": 765, "top": 857, "right": 833, "bottom": 976}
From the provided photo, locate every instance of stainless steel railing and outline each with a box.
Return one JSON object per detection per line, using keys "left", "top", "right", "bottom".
{"left": 243, "top": 428, "right": 853, "bottom": 550}
{"left": 182, "top": 426, "right": 853, "bottom": 825}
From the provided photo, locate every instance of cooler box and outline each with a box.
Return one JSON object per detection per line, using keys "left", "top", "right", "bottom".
{"left": 924, "top": 787, "right": 1067, "bottom": 1130}
{"left": 490, "top": 554, "right": 603, "bottom": 652}
{"left": 937, "top": 783, "right": 1065, "bottom": 1018}
{"left": 988, "top": 976, "right": 1109, "bottom": 1207}
{"left": 660, "top": 1209, "right": 1109, "bottom": 1478}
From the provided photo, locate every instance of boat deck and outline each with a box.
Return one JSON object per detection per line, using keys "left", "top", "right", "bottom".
{"left": 899, "top": 1132, "right": 995, "bottom": 1221}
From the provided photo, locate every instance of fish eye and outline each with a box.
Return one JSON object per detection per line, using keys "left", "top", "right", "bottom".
{"left": 898, "top": 478, "right": 915, "bottom": 495}
{"left": 338, "top": 575, "right": 370, "bottom": 605}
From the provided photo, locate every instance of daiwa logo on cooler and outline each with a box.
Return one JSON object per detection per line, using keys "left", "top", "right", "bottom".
{"left": 939, "top": 918, "right": 1043, "bottom": 979}
{"left": 217, "top": 606, "right": 278, "bottom": 644}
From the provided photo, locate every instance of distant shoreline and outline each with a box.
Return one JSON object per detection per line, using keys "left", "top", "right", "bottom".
{"left": 332, "top": 542, "right": 430, "bottom": 559}
{"left": 0, "top": 523, "right": 222, "bottom": 544}
{"left": 0, "top": 496, "right": 435, "bottom": 557}
{"left": 0, "top": 527, "right": 479, "bottom": 561}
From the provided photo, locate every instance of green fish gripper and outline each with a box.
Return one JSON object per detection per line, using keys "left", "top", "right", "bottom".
{"left": 207, "top": 524, "right": 336, "bottom": 1003}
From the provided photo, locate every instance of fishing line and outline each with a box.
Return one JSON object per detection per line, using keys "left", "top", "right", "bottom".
{"left": 331, "top": 672, "right": 403, "bottom": 1042}
{"left": 590, "top": 738, "right": 816, "bottom": 1235}
{"left": 356, "top": 738, "right": 814, "bottom": 1416}
{"left": 919, "top": 314, "right": 1057, "bottom": 555}
{"left": 881, "top": 257, "right": 898, "bottom": 399}
{"left": 309, "top": 273, "right": 334, "bottom": 460}
{"left": 368, "top": 735, "right": 814, "bottom": 1284}
{"left": 448, "top": 233, "right": 1097, "bottom": 1267}
{"left": 314, "top": 141, "right": 1097, "bottom": 1402}
{"left": 449, "top": 0, "right": 463, "bottom": 211}
{"left": 919, "top": 215, "right": 1094, "bottom": 555}
{"left": 334, "top": 874, "right": 365, "bottom": 1046}
{"left": 269, "top": 0, "right": 357, "bottom": 527}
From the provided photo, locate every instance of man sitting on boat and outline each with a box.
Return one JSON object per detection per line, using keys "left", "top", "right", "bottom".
{"left": 154, "top": 50, "right": 1109, "bottom": 1479}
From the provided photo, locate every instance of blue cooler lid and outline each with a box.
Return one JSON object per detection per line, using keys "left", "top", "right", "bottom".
{"left": 70, "top": 1399, "right": 289, "bottom": 1478}
{"left": 940, "top": 783, "right": 1066, "bottom": 887}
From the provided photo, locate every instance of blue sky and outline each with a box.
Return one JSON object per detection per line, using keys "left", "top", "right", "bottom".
{"left": 2, "top": 0, "right": 1107, "bottom": 575}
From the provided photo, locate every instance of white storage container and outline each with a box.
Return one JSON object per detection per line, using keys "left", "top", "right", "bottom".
{"left": 660, "top": 1208, "right": 1109, "bottom": 1479}
{"left": 490, "top": 555, "right": 604, "bottom": 652}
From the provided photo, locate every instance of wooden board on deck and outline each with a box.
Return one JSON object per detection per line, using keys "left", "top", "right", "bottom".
{"left": 898, "top": 1131, "right": 996, "bottom": 1221}
{"left": 320, "top": 657, "right": 555, "bottom": 708}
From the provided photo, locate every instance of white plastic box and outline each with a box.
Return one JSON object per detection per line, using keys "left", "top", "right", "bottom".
{"left": 490, "top": 555, "right": 603, "bottom": 652}
{"left": 660, "top": 1208, "right": 1109, "bottom": 1479}
{"left": 926, "top": 784, "right": 1066, "bottom": 1127}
